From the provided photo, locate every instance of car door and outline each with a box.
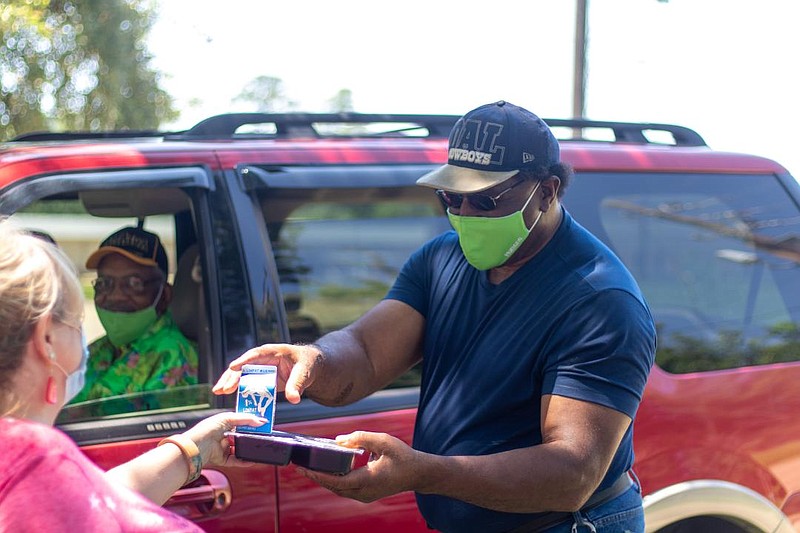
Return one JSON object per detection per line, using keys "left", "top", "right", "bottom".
{"left": 0, "top": 166, "right": 280, "bottom": 532}
{"left": 564, "top": 170, "right": 800, "bottom": 529}
{"left": 228, "top": 163, "right": 451, "bottom": 533}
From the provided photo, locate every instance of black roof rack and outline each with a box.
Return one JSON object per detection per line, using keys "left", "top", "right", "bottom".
{"left": 545, "top": 118, "right": 707, "bottom": 147}
{"left": 172, "top": 112, "right": 460, "bottom": 139}
{"left": 174, "top": 113, "right": 706, "bottom": 147}
{"left": 9, "top": 130, "right": 168, "bottom": 142}
{"left": 6, "top": 113, "right": 707, "bottom": 148}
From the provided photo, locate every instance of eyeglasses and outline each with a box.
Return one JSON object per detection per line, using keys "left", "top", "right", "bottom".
{"left": 56, "top": 318, "right": 83, "bottom": 334}
{"left": 435, "top": 179, "right": 527, "bottom": 212}
{"left": 92, "top": 275, "right": 163, "bottom": 296}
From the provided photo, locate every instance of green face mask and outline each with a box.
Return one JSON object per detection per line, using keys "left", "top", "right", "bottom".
{"left": 447, "top": 181, "right": 542, "bottom": 271}
{"left": 96, "top": 285, "right": 163, "bottom": 347}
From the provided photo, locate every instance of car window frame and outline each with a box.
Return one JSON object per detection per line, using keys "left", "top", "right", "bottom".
{"left": 0, "top": 166, "right": 233, "bottom": 445}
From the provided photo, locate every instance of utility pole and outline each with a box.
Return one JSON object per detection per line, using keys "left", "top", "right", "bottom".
{"left": 573, "top": 0, "right": 668, "bottom": 124}
{"left": 573, "top": 0, "right": 588, "bottom": 121}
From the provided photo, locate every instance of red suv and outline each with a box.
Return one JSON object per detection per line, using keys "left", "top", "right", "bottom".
{"left": 1, "top": 114, "right": 799, "bottom": 532}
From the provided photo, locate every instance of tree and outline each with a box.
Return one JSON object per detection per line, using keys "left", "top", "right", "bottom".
{"left": 0, "top": 0, "right": 176, "bottom": 140}
{"left": 327, "top": 89, "right": 353, "bottom": 113}
{"left": 233, "top": 75, "right": 297, "bottom": 113}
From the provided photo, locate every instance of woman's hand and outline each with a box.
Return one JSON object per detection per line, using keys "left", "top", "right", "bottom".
{"left": 183, "top": 411, "right": 266, "bottom": 468}
{"left": 106, "top": 411, "right": 266, "bottom": 504}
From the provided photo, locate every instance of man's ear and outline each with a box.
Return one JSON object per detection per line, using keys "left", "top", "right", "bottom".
{"left": 31, "top": 314, "right": 56, "bottom": 364}
{"left": 540, "top": 177, "right": 561, "bottom": 212}
{"left": 157, "top": 283, "right": 173, "bottom": 315}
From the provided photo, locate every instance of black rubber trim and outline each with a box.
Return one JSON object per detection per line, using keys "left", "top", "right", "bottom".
{"left": 61, "top": 388, "right": 420, "bottom": 446}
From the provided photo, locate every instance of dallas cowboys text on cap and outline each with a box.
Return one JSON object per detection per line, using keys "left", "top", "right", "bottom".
{"left": 447, "top": 100, "right": 559, "bottom": 172}
{"left": 417, "top": 100, "right": 561, "bottom": 193}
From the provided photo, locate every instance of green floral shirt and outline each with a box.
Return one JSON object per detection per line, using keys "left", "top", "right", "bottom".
{"left": 71, "top": 311, "right": 198, "bottom": 403}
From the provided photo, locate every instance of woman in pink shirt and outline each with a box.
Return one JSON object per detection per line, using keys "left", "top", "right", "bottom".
{"left": 0, "top": 220, "right": 264, "bottom": 532}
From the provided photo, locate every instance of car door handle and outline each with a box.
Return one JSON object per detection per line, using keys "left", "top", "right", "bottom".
{"left": 164, "top": 469, "right": 232, "bottom": 519}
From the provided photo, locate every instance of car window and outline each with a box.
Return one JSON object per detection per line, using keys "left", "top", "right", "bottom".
{"left": 16, "top": 208, "right": 178, "bottom": 345}
{"left": 259, "top": 186, "right": 451, "bottom": 388}
{"left": 11, "top": 191, "right": 212, "bottom": 423}
{"left": 566, "top": 172, "right": 800, "bottom": 374}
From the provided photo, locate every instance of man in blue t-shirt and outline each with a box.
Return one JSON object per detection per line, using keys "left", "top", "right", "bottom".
{"left": 214, "top": 101, "right": 656, "bottom": 533}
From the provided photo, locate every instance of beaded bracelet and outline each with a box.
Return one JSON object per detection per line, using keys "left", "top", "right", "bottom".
{"left": 158, "top": 434, "right": 203, "bottom": 485}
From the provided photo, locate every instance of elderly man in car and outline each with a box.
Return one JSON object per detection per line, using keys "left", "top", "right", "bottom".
{"left": 70, "top": 225, "right": 198, "bottom": 403}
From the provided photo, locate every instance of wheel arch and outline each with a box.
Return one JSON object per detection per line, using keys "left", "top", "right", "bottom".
{"left": 643, "top": 479, "right": 794, "bottom": 533}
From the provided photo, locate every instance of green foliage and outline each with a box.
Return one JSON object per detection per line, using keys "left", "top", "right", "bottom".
{"left": 317, "top": 279, "right": 388, "bottom": 300}
{"left": 293, "top": 202, "right": 439, "bottom": 221}
{"left": 233, "top": 75, "right": 355, "bottom": 115}
{"left": 233, "top": 75, "right": 297, "bottom": 113}
{"left": 328, "top": 89, "right": 353, "bottom": 112}
{"left": 17, "top": 198, "right": 85, "bottom": 213}
{"left": 0, "top": 0, "right": 176, "bottom": 140}
{"left": 657, "top": 322, "right": 800, "bottom": 373}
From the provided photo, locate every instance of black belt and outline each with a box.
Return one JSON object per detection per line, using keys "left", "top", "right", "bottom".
{"left": 505, "top": 471, "right": 634, "bottom": 533}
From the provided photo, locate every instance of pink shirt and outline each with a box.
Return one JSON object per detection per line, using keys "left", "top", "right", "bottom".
{"left": 0, "top": 417, "right": 201, "bottom": 532}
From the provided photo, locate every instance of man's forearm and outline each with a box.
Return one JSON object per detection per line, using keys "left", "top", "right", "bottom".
{"left": 305, "top": 329, "right": 376, "bottom": 406}
{"left": 416, "top": 444, "right": 597, "bottom": 514}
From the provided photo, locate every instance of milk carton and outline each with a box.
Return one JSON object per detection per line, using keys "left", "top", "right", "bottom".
{"left": 236, "top": 364, "right": 277, "bottom": 434}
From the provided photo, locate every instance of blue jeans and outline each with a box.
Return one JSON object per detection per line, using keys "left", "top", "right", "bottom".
{"left": 540, "top": 480, "right": 644, "bottom": 533}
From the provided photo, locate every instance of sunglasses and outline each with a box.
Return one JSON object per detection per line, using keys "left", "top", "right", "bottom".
{"left": 92, "top": 274, "right": 163, "bottom": 297}
{"left": 435, "top": 179, "right": 527, "bottom": 212}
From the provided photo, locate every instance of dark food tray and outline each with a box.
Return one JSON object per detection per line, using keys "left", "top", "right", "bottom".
{"left": 227, "top": 430, "right": 365, "bottom": 475}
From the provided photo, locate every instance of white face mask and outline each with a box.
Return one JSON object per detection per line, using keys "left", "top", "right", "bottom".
{"left": 52, "top": 332, "right": 89, "bottom": 404}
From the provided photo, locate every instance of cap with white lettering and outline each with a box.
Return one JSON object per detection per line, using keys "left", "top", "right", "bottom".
{"left": 85, "top": 226, "right": 168, "bottom": 275}
{"left": 417, "top": 100, "right": 560, "bottom": 193}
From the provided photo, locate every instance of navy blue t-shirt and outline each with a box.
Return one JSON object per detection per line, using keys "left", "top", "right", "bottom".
{"left": 386, "top": 208, "right": 656, "bottom": 533}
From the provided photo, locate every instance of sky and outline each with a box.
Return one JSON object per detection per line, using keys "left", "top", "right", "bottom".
{"left": 148, "top": 0, "right": 800, "bottom": 178}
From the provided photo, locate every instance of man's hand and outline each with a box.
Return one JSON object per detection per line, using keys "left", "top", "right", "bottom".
{"left": 211, "top": 343, "right": 323, "bottom": 404}
{"left": 296, "top": 431, "right": 426, "bottom": 503}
